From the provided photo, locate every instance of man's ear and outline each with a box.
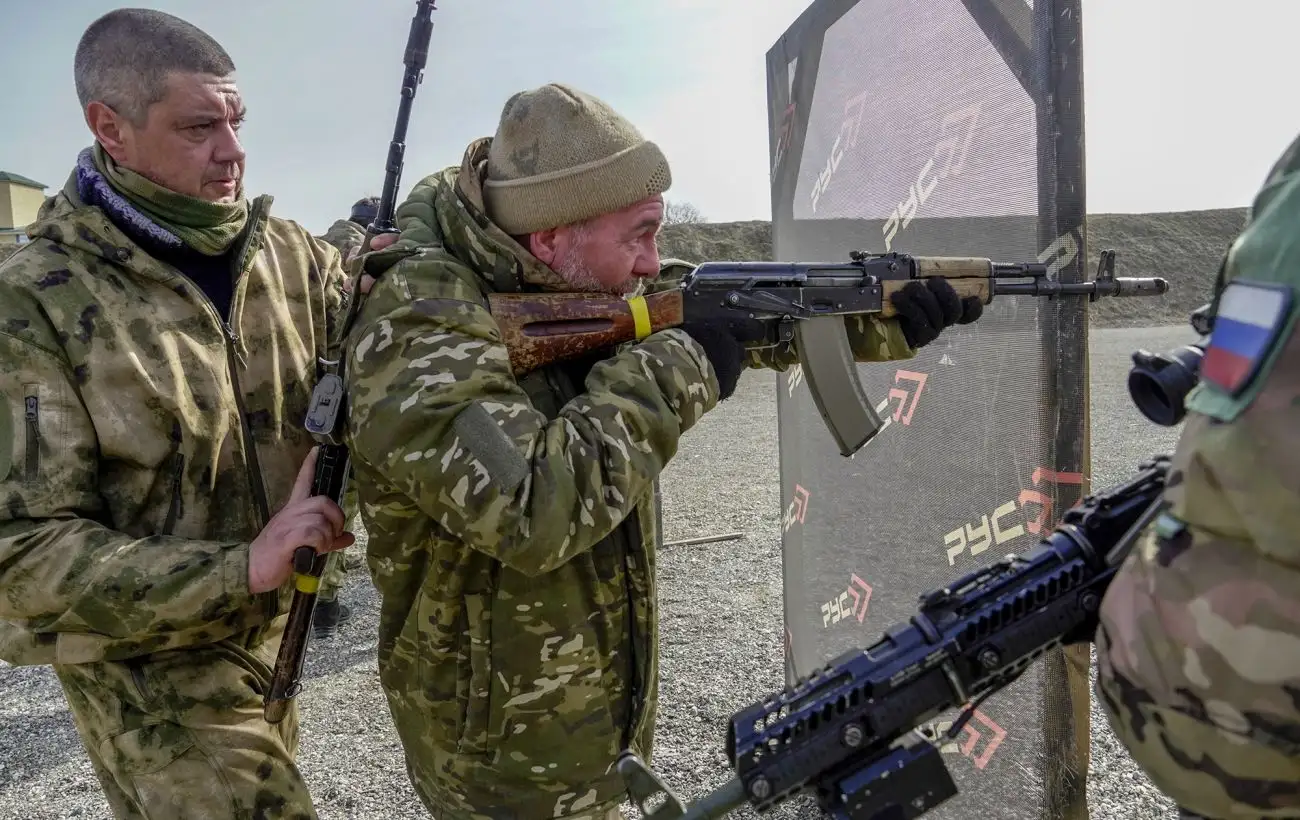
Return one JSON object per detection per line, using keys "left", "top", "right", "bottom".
{"left": 85, "top": 101, "right": 131, "bottom": 163}
{"left": 527, "top": 228, "right": 561, "bottom": 265}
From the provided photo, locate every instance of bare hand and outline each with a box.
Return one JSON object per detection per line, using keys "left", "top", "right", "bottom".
{"left": 369, "top": 232, "right": 399, "bottom": 252}
{"left": 247, "top": 447, "right": 354, "bottom": 594}
{"left": 341, "top": 273, "right": 376, "bottom": 295}
{"left": 341, "top": 233, "right": 398, "bottom": 295}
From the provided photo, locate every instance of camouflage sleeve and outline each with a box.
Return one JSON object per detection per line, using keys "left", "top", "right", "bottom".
{"left": 324, "top": 257, "right": 350, "bottom": 346}
{"left": 321, "top": 219, "right": 366, "bottom": 260}
{"left": 742, "top": 315, "right": 916, "bottom": 371}
{"left": 302, "top": 231, "right": 351, "bottom": 347}
{"left": 346, "top": 259, "right": 720, "bottom": 577}
{"left": 651, "top": 258, "right": 916, "bottom": 372}
{"left": 1094, "top": 134, "right": 1300, "bottom": 816}
{"left": 0, "top": 330, "right": 253, "bottom": 640}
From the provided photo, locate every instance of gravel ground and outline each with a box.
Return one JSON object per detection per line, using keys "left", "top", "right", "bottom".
{"left": 0, "top": 324, "right": 1200, "bottom": 820}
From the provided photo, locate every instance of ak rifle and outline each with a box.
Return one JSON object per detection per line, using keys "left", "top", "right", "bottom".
{"left": 489, "top": 249, "right": 1168, "bottom": 456}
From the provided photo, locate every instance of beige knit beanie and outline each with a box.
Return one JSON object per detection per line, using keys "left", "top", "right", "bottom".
{"left": 483, "top": 83, "right": 672, "bottom": 234}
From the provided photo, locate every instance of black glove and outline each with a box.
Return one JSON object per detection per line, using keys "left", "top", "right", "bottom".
{"left": 888, "top": 278, "right": 984, "bottom": 349}
{"left": 680, "top": 319, "right": 766, "bottom": 401}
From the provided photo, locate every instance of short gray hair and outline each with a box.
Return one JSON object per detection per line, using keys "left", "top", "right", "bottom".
{"left": 74, "top": 8, "right": 236, "bottom": 126}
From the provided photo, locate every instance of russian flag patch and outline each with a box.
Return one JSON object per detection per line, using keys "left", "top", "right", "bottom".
{"left": 1201, "top": 280, "right": 1294, "bottom": 396}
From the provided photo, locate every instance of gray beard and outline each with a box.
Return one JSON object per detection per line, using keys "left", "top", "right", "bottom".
{"left": 554, "top": 246, "right": 639, "bottom": 297}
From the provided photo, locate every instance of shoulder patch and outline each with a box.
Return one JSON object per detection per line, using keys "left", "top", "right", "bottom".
{"left": 1200, "top": 280, "right": 1293, "bottom": 395}
{"left": 1186, "top": 278, "right": 1298, "bottom": 422}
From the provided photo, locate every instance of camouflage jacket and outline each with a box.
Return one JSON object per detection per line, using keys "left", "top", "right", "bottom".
{"left": 320, "top": 217, "right": 367, "bottom": 261}
{"left": 0, "top": 169, "right": 349, "bottom": 667}
{"left": 341, "top": 136, "right": 915, "bottom": 819}
{"left": 1096, "top": 133, "right": 1300, "bottom": 816}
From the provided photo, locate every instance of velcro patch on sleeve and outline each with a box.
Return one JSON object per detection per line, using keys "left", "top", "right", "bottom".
{"left": 1200, "top": 280, "right": 1293, "bottom": 396}
{"left": 451, "top": 402, "right": 529, "bottom": 496}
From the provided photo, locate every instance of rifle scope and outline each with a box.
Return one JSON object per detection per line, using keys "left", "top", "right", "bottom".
{"left": 1126, "top": 301, "right": 1213, "bottom": 427}
{"left": 1127, "top": 343, "right": 1203, "bottom": 426}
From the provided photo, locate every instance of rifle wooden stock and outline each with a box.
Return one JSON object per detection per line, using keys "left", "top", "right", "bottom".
{"left": 912, "top": 256, "right": 998, "bottom": 277}
{"left": 879, "top": 276, "right": 992, "bottom": 317}
{"left": 488, "top": 290, "right": 684, "bottom": 376}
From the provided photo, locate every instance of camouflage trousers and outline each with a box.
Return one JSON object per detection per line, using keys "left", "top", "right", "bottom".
{"left": 317, "top": 547, "right": 348, "bottom": 603}
{"left": 53, "top": 621, "right": 316, "bottom": 820}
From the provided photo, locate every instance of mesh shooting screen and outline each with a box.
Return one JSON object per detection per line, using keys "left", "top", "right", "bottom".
{"left": 767, "top": 0, "right": 1092, "bottom": 817}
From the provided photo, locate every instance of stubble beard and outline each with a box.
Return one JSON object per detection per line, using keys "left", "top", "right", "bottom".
{"left": 554, "top": 232, "right": 638, "bottom": 297}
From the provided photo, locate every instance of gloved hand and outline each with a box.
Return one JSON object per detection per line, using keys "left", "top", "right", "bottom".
{"left": 679, "top": 319, "right": 766, "bottom": 401}
{"left": 888, "top": 277, "right": 984, "bottom": 349}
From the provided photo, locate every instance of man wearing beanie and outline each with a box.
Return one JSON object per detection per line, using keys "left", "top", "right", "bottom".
{"left": 340, "top": 83, "right": 980, "bottom": 820}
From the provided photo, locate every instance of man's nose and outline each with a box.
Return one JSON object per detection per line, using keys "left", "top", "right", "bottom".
{"left": 634, "top": 243, "right": 661, "bottom": 277}
{"left": 213, "top": 123, "right": 246, "bottom": 166}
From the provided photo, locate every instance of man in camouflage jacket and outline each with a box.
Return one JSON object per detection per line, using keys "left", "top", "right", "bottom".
{"left": 342, "top": 83, "right": 981, "bottom": 820}
{"left": 1095, "top": 133, "right": 1300, "bottom": 819}
{"left": 0, "top": 10, "right": 354, "bottom": 818}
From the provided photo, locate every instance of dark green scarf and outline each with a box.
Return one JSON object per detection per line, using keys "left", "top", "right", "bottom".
{"left": 92, "top": 143, "right": 248, "bottom": 256}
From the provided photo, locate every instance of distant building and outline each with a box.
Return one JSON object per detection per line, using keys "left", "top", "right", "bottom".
{"left": 0, "top": 171, "right": 48, "bottom": 246}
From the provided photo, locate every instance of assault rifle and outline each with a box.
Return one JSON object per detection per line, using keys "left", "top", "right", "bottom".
{"left": 617, "top": 454, "right": 1171, "bottom": 820}
{"left": 263, "top": 0, "right": 437, "bottom": 724}
{"left": 488, "top": 250, "right": 1167, "bottom": 456}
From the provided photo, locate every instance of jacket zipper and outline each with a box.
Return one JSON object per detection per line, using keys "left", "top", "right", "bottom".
{"left": 162, "top": 422, "right": 185, "bottom": 534}
{"left": 162, "top": 451, "right": 185, "bottom": 534}
{"left": 222, "top": 322, "right": 272, "bottom": 527}
{"left": 547, "top": 363, "right": 645, "bottom": 745}
{"left": 149, "top": 200, "right": 277, "bottom": 617}
{"left": 223, "top": 203, "right": 277, "bottom": 623}
{"left": 128, "top": 660, "right": 154, "bottom": 702}
{"left": 621, "top": 513, "right": 642, "bottom": 746}
{"left": 23, "top": 393, "right": 40, "bottom": 479}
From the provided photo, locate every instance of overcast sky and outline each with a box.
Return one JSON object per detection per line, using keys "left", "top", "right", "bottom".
{"left": 1, "top": 0, "right": 1296, "bottom": 236}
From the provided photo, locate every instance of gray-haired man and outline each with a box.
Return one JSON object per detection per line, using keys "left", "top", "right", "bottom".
{"left": 0, "top": 8, "right": 356, "bottom": 818}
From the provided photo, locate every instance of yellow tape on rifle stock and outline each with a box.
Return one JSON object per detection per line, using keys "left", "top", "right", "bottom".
{"left": 295, "top": 574, "right": 320, "bottom": 594}
{"left": 628, "top": 296, "right": 651, "bottom": 340}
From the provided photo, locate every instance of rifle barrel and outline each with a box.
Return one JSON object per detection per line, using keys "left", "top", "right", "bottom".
{"left": 371, "top": 0, "right": 437, "bottom": 237}
{"left": 993, "top": 277, "right": 1169, "bottom": 297}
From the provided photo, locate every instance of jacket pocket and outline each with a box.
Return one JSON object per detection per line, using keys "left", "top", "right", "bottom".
{"left": 486, "top": 580, "right": 624, "bottom": 787}
{"left": 161, "top": 451, "right": 185, "bottom": 535}
{"left": 457, "top": 592, "right": 494, "bottom": 756}
{"left": 22, "top": 384, "right": 41, "bottom": 482}
{"left": 126, "top": 658, "right": 155, "bottom": 704}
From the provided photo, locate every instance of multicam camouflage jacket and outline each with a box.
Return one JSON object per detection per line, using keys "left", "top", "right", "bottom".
{"left": 1095, "top": 132, "right": 1300, "bottom": 818}
{"left": 0, "top": 168, "right": 349, "bottom": 667}
{"left": 341, "top": 136, "right": 916, "bottom": 820}
{"left": 320, "top": 217, "right": 367, "bottom": 261}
